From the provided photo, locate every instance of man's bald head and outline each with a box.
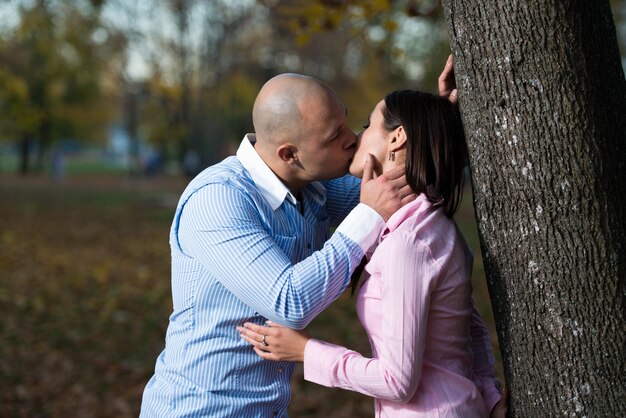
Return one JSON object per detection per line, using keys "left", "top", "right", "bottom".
{"left": 252, "top": 73, "right": 339, "bottom": 146}
{"left": 249, "top": 73, "right": 355, "bottom": 192}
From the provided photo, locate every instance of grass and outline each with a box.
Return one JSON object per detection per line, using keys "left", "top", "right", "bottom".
{"left": 0, "top": 174, "right": 501, "bottom": 418}
{"left": 0, "top": 151, "right": 127, "bottom": 175}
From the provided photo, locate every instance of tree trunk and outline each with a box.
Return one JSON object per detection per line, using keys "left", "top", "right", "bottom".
{"left": 441, "top": 0, "right": 626, "bottom": 416}
{"left": 35, "top": 118, "right": 52, "bottom": 174}
{"left": 124, "top": 83, "right": 140, "bottom": 175}
{"left": 18, "top": 135, "right": 32, "bottom": 175}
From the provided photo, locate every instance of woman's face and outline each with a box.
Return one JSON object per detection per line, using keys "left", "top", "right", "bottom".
{"left": 349, "top": 99, "right": 390, "bottom": 178}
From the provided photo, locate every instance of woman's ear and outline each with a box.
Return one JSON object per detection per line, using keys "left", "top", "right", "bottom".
{"left": 389, "top": 126, "right": 407, "bottom": 152}
{"left": 277, "top": 144, "right": 299, "bottom": 166}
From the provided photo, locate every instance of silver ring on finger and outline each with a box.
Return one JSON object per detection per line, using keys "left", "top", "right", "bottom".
{"left": 262, "top": 334, "right": 269, "bottom": 347}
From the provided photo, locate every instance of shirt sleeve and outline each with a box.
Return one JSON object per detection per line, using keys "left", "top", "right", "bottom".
{"left": 321, "top": 175, "right": 361, "bottom": 226}
{"left": 175, "top": 182, "right": 381, "bottom": 330}
{"left": 470, "top": 301, "right": 502, "bottom": 412}
{"left": 303, "top": 233, "right": 437, "bottom": 402}
{"left": 336, "top": 203, "right": 384, "bottom": 254}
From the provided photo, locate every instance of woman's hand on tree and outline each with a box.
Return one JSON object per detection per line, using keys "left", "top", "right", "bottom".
{"left": 438, "top": 54, "right": 458, "bottom": 105}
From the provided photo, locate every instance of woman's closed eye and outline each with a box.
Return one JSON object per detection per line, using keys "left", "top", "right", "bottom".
{"left": 362, "top": 115, "right": 371, "bottom": 130}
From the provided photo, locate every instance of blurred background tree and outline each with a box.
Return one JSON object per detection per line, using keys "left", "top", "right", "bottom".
{"left": 0, "top": 0, "right": 463, "bottom": 176}
{"left": 1, "top": 0, "right": 623, "bottom": 176}
{"left": 0, "top": 0, "right": 125, "bottom": 174}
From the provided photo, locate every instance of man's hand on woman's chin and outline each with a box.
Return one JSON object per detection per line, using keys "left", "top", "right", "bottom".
{"left": 359, "top": 154, "right": 416, "bottom": 222}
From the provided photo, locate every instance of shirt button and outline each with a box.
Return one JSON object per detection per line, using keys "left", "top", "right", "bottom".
{"left": 278, "top": 367, "right": 284, "bottom": 373}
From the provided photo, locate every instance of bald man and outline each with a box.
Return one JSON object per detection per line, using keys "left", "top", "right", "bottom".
{"left": 140, "top": 74, "right": 414, "bottom": 417}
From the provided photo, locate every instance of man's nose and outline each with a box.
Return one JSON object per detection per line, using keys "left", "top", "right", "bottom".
{"left": 344, "top": 131, "right": 358, "bottom": 149}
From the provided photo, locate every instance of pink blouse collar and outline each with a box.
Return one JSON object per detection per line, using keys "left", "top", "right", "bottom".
{"left": 381, "top": 188, "right": 443, "bottom": 240}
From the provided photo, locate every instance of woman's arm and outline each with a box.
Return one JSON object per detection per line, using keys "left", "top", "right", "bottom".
{"left": 470, "top": 301, "right": 504, "bottom": 414}
{"left": 239, "top": 232, "right": 437, "bottom": 403}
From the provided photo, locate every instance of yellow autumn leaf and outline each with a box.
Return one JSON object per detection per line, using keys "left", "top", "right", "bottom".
{"left": 384, "top": 19, "right": 398, "bottom": 32}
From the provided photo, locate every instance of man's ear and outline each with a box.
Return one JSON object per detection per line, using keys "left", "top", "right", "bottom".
{"left": 389, "top": 126, "right": 407, "bottom": 152}
{"left": 277, "top": 144, "right": 299, "bottom": 165}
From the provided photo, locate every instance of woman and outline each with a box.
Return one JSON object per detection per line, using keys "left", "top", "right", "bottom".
{"left": 238, "top": 85, "right": 505, "bottom": 417}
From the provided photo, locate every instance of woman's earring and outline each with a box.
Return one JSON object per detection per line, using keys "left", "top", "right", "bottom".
{"left": 388, "top": 151, "right": 395, "bottom": 162}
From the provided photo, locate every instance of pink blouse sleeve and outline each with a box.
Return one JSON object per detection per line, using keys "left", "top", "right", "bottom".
{"left": 470, "top": 301, "right": 502, "bottom": 412}
{"left": 303, "top": 233, "right": 437, "bottom": 402}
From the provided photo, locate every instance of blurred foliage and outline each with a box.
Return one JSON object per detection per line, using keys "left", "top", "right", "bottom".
{"left": 274, "top": 0, "right": 441, "bottom": 42}
{"left": 1, "top": 0, "right": 624, "bottom": 176}
{"left": 271, "top": 0, "right": 450, "bottom": 89}
{"left": 0, "top": 0, "right": 126, "bottom": 173}
{"left": 0, "top": 0, "right": 453, "bottom": 175}
{"left": 0, "top": 175, "right": 500, "bottom": 417}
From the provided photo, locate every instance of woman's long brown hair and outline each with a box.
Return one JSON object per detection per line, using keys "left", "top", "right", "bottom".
{"left": 384, "top": 89, "right": 467, "bottom": 217}
{"left": 350, "top": 90, "right": 468, "bottom": 295}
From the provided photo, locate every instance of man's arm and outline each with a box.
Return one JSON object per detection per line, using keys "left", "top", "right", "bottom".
{"left": 175, "top": 182, "right": 379, "bottom": 330}
{"left": 321, "top": 174, "right": 361, "bottom": 226}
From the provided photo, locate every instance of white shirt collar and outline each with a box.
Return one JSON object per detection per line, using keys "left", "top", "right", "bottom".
{"left": 236, "top": 134, "right": 298, "bottom": 210}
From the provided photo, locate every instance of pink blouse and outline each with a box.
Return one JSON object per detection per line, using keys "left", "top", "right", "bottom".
{"left": 304, "top": 194, "right": 501, "bottom": 417}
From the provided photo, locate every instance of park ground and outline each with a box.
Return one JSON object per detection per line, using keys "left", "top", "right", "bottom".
{"left": 0, "top": 172, "right": 502, "bottom": 418}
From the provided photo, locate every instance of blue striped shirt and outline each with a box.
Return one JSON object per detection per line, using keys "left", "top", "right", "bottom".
{"left": 140, "top": 135, "right": 383, "bottom": 417}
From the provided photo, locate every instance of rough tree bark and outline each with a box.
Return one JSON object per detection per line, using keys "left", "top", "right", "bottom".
{"left": 441, "top": 0, "right": 626, "bottom": 416}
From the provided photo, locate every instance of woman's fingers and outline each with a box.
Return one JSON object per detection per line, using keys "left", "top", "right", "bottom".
{"left": 242, "top": 322, "right": 268, "bottom": 334}
{"left": 237, "top": 324, "right": 271, "bottom": 345}
{"left": 238, "top": 327, "right": 268, "bottom": 348}
{"left": 438, "top": 55, "right": 454, "bottom": 83}
{"left": 237, "top": 325, "right": 284, "bottom": 361}
{"left": 265, "top": 320, "right": 285, "bottom": 329}
{"left": 438, "top": 54, "right": 459, "bottom": 104}
{"left": 253, "top": 346, "right": 280, "bottom": 361}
